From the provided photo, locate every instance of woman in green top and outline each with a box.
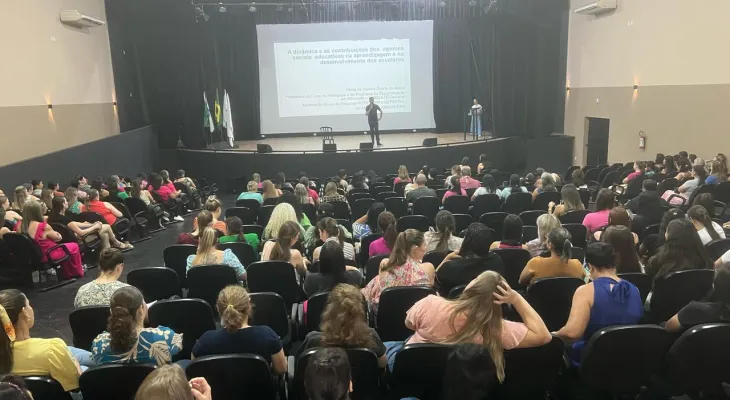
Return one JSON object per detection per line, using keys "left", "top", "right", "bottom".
{"left": 64, "top": 187, "right": 83, "bottom": 214}
{"left": 107, "top": 176, "right": 129, "bottom": 200}
{"left": 218, "top": 216, "right": 260, "bottom": 250}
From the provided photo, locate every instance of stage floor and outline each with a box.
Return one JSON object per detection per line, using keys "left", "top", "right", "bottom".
{"left": 234, "top": 132, "right": 488, "bottom": 152}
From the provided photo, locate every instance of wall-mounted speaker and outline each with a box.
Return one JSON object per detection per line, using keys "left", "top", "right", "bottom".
{"left": 422, "top": 138, "right": 437, "bottom": 147}
{"left": 323, "top": 143, "right": 337, "bottom": 152}
{"left": 359, "top": 142, "right": 373, "bottom": 151}
{"left": 257, "top": 144, "right": 273, "bottom": 153}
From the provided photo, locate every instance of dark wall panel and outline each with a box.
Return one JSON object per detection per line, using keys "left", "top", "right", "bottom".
{"left": 524, "top": 134, "right": 574, "bottom": 176}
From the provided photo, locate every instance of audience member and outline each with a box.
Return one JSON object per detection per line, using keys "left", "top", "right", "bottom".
{"left": 218, "top": 216, "right": 246, "bottom": 244}
{"left": 130, "top": 178, "right": 160, "bottom": 211}
{"left": 386, "top": 271, "right": 551, "bottom": 376}
{"left": 320, "top": 182, "right": 348, "bottom": 205}
{"left": 31, "top": 180, "right": 43, "bottom": 197}
{"left": 555, "top": 242, "right": 642, "bottom": 365}
{"left": 39, "top": 189, "right": 54, "bottom": 211}
{"left": 646, "top": 219, "right": 713, "bottom": 284}
{"left": 368, "top": 211, "right": 397, "bottom": 256}
{"left": 477, "top": 154, "right": 488, "bottom": 174}
{"left": 279, "top": 192, "right": 313, "bottom": 230}
{"left": 262, "top": 221, "right": 308, "bottom": 278}
{"left": 0, "top": 289, "right": 93, "bottom": 393}
{"left": 436, "top": 223, "right": 505, "bottom": 296}
{"left": 549, "top": 184, "right": 585, "bottom": 219}
{"left": 406, "top": 174, "right": 436, "bottom": 203}
{"left": 519, "top": 228, "right": 586, "bottom": 285}
{"left": 192, "top": 197, "right": 226, "bottom": 235}
{"left": 253, "top": 173, "right": 262, "bottom": 189}
{"left": 692, "top": 193, "right": 717, "bottom": 218}
{"left": 0, "top": 209, "right": 9, "bottom": 238}
{"left": 295, "top": 183, "right": 315, "bottom": 205}
{"left": 313, "top": 217, "right": 355, "bottom": 261}
{"left": 191, "top": 285, "right": 286, "bottom": 374}
{"left": 441, "top": 344, "right": 499, "bottom": 399}
{"left": 459, "top": 166, "right": 480, "bottom": 190}
{"left": 571, "top": 169, "right": 587, "bottom": 189}
{"left": 622, "top": 161, "right": 645, "bottom": 184}
{"left": 11, "top": 186, "right": 28, "bottom": 211}
{"left": 1, "top": 195, "right": 21, "bottom": 224}
{"left": 263, "top": 202, "right": 303, "bottom": 240}
{"left": 661, "top": 155, "right": 677, "bottom": 175}
{"left": 178, "top": 210, "right": 213, "bottom": 245}
{"left": 645, "top": 161, "right": 657, "bottom": 177}
{"left": 362, "top": 229, "right": 434, "bottom": 315}
{"left": 472, "top": 174, "right": 501, "bottom": 200}
{"left": 490, "top": 214, "right": 527, "bottom": 250}
{"left": 238, "top": 181, "right": 264, "bottom": 204}
{"left": 262, "top": 180, "right": 281, "bottom": 202}
{"left": 352, "top": 202, "right": 385, "bottom": 240}
{"left": 149, "top": 175, "right": 184, "bottom": 220}
{"left": 107, "top": 175, "right": 129, "bottom": 200}
{"left": 715, "top": 153, "right": 729, "bottom": 176}
{"left": 393, "top": 165, "right": 411, "bottom": 186}
{"left": 300, "top": 177, "right": 320, "bottom": 204}
{"left": 74, "top": 248, "right": 129, "bottom": 308}
{"left": 460, "top": 156, "right": 470, "bottom": 169}
{"left": 92, "top": 286, "right": 181, "bottom": 366}
{"left": 666, "top": 263, "right": 730, "bottom": 332}
{"left": 532, "top": 172, "right": 557, "bottom": 200}
{"left": 49, "top": 196, "right": 126, "bottom": 250}
{"left": 64, "top": 187, "right": 84, "bottom": 215}
{"left": 582, "top": 188, "right": 614, "bottom": 234}
{"left": 445, "top": 165, "right": 461, "bottom": 188}
{"left": 186, "top": 228, "right": 246, "bottom": 280}
{"left": 602, "top": 226, "right": 643, "bottom": 273}
{"left": 526, "top": 214, "right": 561, "bottom": 257}
{"left": 346, "top": 172, "right": 369, "bottom": 193}
{"left": 443, "top": 176, "right": 466, "bottom": 202}
{"left": 625, "top": 179, "right": 665, "bottom": 230}
{"left": 687, "top": 205, "right": 725, "bottom": 245}
{"left": 304, "top": 241, "right": 362, "bottom": 296}
{"left": 594, "top": 207, "right": 639, "bottom": 244}
{"left": 424, "top": 210, "right": 463, "bottom": 252}
{"left": 134, "top": 365, "right": 212, "bottom": 400}
{"left": 337, "top": 169, "right": 348, "bottom": 190}
{"left": 500, "top": 174, "right": 528, "bottom": 201}
{"left": 0, "top": 375, "right": 34, "bottom": 400}
{"left": 304, "top": 348, "right": 352, "bottom": 400}
{"left": 674, "top": 159, "right": 693, "bottom": 182}
{"left": 297, "top": 284, "right": 387, "bottom": 368}
{"left": 662, "top": 165, "right": 707, "bottom": 205}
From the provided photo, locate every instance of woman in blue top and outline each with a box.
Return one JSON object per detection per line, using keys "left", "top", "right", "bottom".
{"left": 237, "top": 181, "right": 264, "bottom": 204}
{"left": 186, "top": 227, "right": 246, "bottom": 280}
{"left": 554, "top": 242, "right": 643, "bottom": 365}
{"left": 351, "top": 202, "right": 385, "bottom": 240}
{"left": 92, "top": 286, "right": 182, "bottom": 366}
{"left": 499, "top": 174, "right": 528, "bottom": 201}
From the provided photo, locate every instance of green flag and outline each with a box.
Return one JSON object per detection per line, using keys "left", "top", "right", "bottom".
{"left": 203, "top": 92, "right": 214, "bottom": 133}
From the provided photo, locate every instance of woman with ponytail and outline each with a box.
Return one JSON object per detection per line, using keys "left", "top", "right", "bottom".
{"left": 519, "top": 228, "right": 586, "bottom": 285}
{"left": 192, "top": 285, "right": 287, "bottom": 375}
{"left": 186, "top": 227, "right": 246, "bottom": 280}
{"left": 688, "top": 205, "right": 725, "bottom": 245}
{"left": 92, "top": 286, "right": 182, "bottom": 366}
{"left": 313, "top": 217, "right": 355, "bottom": 261}
{"left": 0, "top": 289, "right": 93, "bottom": 393}
{"left": 368, "top": 211, "right": 398, "bottom": 257}
{"left": 362, "top": 229, "right": 434, "bottom": 315}
{"left": 424, "top": 210, "right": 463, "bottom": 252}
{"left": 297, "top": 284, "right": 388, "bottom": 368}
{"left": 262, "top": 220, "right": 308, "bottom": 277}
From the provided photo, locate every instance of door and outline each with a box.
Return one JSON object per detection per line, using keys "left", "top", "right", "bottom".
{"left": 585, "top": 117, "right": 609, "bottom": 166}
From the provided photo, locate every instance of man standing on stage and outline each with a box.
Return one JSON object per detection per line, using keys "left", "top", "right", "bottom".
{"left": 365, "top": 97, "right": 383, "bottom": 146}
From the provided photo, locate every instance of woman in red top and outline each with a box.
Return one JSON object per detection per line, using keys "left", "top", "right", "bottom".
{"left": 149, "top": 174, "right": 184, "bottom": 221}
{"left": 83, "top": 189, "right": 122, "bottom": 225}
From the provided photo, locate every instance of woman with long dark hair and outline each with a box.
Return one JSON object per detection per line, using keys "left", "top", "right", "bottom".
{"left": 663, "top": 164, "right": 707, "bottom": 205}
{"left": 304, "top": 241, "right": 362, "bottom": 296}
{"left": 519, "top": 228, "right": 586, "bottom": 285}
{"left": 368, "top": 211, "right": 398, "bottom": 256}
{"left": 500, "top": 174, "right": 528, "bottom": 201}
{"left": 424, "top": 210, "right": 463, "bottom": 252}
{"left": 646, "top": 219, "right": 713, "bottom": 284}
{"left": 490, "top": 214, "right": 527, "bottom": 250}
{"left": 352, "top": 202, "right": 385, "bottom": 240}
{"left": 313, "top": 217, "right": 355, "bottom": 261}
{"left": 602, "top": 226, "right": 643, "bottom": 273}
{"left": 92, "top": 286, "right": 182, "bottom": 366}
{"left": 688, "top": 205, "right": 725, "bottom": 245}
{"left": 443, "top": 176, "right": 466, "bottom": 202}
{"left": 582, "top": 188, "right": 615, "bottom": 234}
{"left": 471, "top": 174, "right": 501, "bottom": 200}
{"left": 262, "top": 220, "right": 308, "bottom": 277}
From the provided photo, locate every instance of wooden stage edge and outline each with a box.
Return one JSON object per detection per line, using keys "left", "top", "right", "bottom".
{"left": 221, "top": 131, "right": 491, "bottom": 153}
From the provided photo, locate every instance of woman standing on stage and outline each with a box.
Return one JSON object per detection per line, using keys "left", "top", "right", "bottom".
{"left": 470, "top": 99, "right": 483, "bottom": 138}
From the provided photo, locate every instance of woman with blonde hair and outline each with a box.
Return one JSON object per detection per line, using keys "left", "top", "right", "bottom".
{"left": 262, "top": 221, "right": 308, "bottom": 277}
{"left": 362, "top": 229, "right": 434, "bottom": 315}
{"left": 186, "top": 227, "right": 246, "bottom": 280}
{"left": 191, "top": 285, "right": 287, "bottom": 374}
{"left": 237, "top": 181, "right": 264, "bottom": 204}
{"left": 178, "top": 210, "right": 214, "bottom": 245}
{"left": 294, "top": 183, "right": 314, "bottom": 205}
{"left": 297, "top": 283, "right": 387, "bottom": 368}
{"left": 525, "top": 213, "right": 561, "bottom": 257}
{"left": 393, "top": 165, "right": 411, "bottom": 185}
{"left": 11, "top": 186, "right": 28, "bottom": 211}
{"left": 384, "top": 271, "right": 551, "bottom": 376}
{"left": 40, "top": 189, "right": 54, "bottom": 212}
{"left": 193, "top": 196, "right": 226, "bottom": 234}
{"left": 263, "top": 202, "right": 303, "bottom": 240}
{"left": 64, "top": 187, "right": 83, "bottom": 215}
{"left": 320, "top": 182, "right": 348, "bottom": 205}
{"left": 134, "top": 364, "right": 212, "bottom": 400}
{"left": 549, "top": 184, "right": 585, "bottom": 219}
{"left": 262, "top": 180, "right": 281, "bottom": 202}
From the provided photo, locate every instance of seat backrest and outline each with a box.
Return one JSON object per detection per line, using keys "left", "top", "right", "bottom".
{"left": 396, "top": 215, "right": 429, "bottom": 233}
{"left": 522, "top": 225, "right": 538, "bottom": 243}
{"left": 452, "top": 213, "right": 473, "bottom": 234}
{"left": 479, "top": 212, "right": 508, "bottom": 241}
{"left": 491, "top": 248, "right": 531, "bottom": 289}
{"left": 423, "top": 251, "right": 448, "bottom": 269}
{"left": 186, "top": 354, "right": 277, "bottom": 400}
{"left": 394, "top": 181, "right": 409, "bottom": 197}
{"left": 584, "top": 167, "right": 601, "bottom": 183}
{"left": 617, "top": 273, "right": 652, "bottom": 303}
{"left": 127, "top": 267, "right": 181, "bottom": 302}
{"left": 519, "top": 210, "right": 546, "bottom": 226}
{"left": 376, "top": 191, "right": 398, "bottom": 203}
{"left": 217, "top": 242, "right": 257, "bottom": 267}
{"left": 559, "top": 209, "right": 590, "bottom": 224}
{"left": 186, "top": 265, "right": 239, "bottom": 314}
{"left": 561, "top": 223, "right": 588, "bottom": 249}
{"left": 225, "top": 207, "right": 256, "bottom": 225}
{"left": 580, "top": 325, "right": 673, "bottom": 395}
{"left": 527, "top": 277, "right": 584, "bottom": 331}
{"left": 148, "top": 298, "right": 216, "bottom": 360}
{"left": 364, "top": 254, "right": 389, "bottom": 286}
{"left": 384, "top": 197, "right": 407, "bottom": 219}
{"left": 532, "top": 191, "right": 562, "bottom": 211}
{"left": 650, "top": 269, "right": 714, "bottom": 322}
{"left": 23, "top": 376, "right": 72, "bottom": 400}
{"left": 3, "top": 232, "right": 44, "bottom": 267}
{"left": 443, "top": 195, "right": 470, "bottom": 214}
{"left": 258, "top": 205, "right": 276, "bottom": 227}
{"left": 359, "top": 233, "right": 383, "bottom": 267}
{"left": 470, "top": 194, "right": 501, "bottom": 219}
{"left": 163, "top": 244, "right": 196, "bottom": 288}
{"left": 302, "top": 291, "right": 329, "bottom": 335}
{"left": 390, "top": 343, "right": 455, "bottom": 400}
{"left": 376, "top": 286, "right": 436, "bottom": 341}
{"left": 706, "top": 238, "right": 730, "bottom": 261}
{"left": 715, "top": 181, "right": 730, "bottom": 203}
{"left": 668, "top": 323, "right": 730, "bottom": 396}
{"left": 352, "top": 198, "right": 375, "bottom": 220}
{"left": 79, "top": 364, "right": 155, "bottom": 400}
{"left": 69, "top": 306, "right": 110, "bottom": 350}
{"left": 249, "top": 292, "right": 292, "bottom": 343}
{"left": 246, "top": 261, "right": 301, "bottom": 308}
{"left": 412, "top": 196, "right": 441, "bottom": 223}
{"left": 330, "top": 201, "right": 351, "bottom": 220}
{"left": 447, "top": 284, "right": 466, "bottom": 299}
{"left": 497, "top": 336, "right": 564, "bottom": 398}
{"left": 295, "top": 348, "right": 381, "bottom": 400}
{"left": 502, "top": 192, "right": 533, "bottom": 214}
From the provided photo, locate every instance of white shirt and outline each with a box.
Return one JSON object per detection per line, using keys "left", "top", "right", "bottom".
{"left": 722, "top": 249, "right": 730, "bottom": 264}
{"left": 697, "top": 222, "right": 726, "bottom": 245}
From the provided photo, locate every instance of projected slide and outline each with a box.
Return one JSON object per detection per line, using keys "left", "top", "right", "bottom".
{"left": 257, "top": 21, "right": 435, "bottom": 135}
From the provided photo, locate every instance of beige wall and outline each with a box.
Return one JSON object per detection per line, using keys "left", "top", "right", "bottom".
{"left": 0, "top": 0, "right": 118, "bottom": 166}
{"left": 565, "top": 0, "right": 730, "bottom": 165}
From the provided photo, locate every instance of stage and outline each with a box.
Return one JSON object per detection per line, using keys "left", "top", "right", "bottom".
{"left": 230, "top": 131, "right": 482, "bottom": 153}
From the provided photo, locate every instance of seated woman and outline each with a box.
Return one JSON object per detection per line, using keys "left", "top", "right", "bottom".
{"left": 263, "top": 202, "right": 305, "bottom": 241}
{"left": 347, "top": 172, "right": 369, "bottom": 193}
{"left": 500, "top": 174, "right": 529, "bottom": 201}
{"left": 107, "top": 175, "right": 129, "bottom": 201}
{"left": 192, "top": 196, "right": 226, "bottom": 235}
{"left": 49, "top": 196, "right": 129, "bottom": 250}
{"left": 192, "top": 285, "right": 287, "bottom": 375}
{"left": 662, "top": 165, "right": 707, "bottom": 205}
{"left": 593, "top": 207, "right": 639, "bottom": 244}
{"left": 443, "top": 176, "right": 466, "bottom": 202}
{"left": 82, "top": 189, "right": 125, "bottom": 226}
{"left": 74, "top": 248, "right": 129, "bottom": 308}
{"left": 0, "top": 195, "right": 22, "bottom": 226}
{"left": 437, "top": 223, "right": 505, "bottom": 297}
{"left": 64, "top": 187, "right": 83, "bottom": 215}
{"left": 149, "top": 174, "right": 184, "bottom": 221}
{"left": 0, "top": 289, "right": 95, "bottom": 393}
{"left": 352, "top": 202, "right": 385, "bottom": 240}
{"left": 368, "top": 211, "right": 398, "bottom": 257}
{"left": 385, "top": 271, "right": 552, "bottom": 376}
{"left": 362, "top": 229, "right": 435, "bottom": 315}
{"left": 424, "top": 210, "right": 463, "bottom": 253}
{"left": 253, "top": 173, "right": 262, "bottom": 189}
{"left": 666, "top": 263, "right": 730, "bottom": 332}
{"left": 135, "top": 365, "right": 211, "bottom": 400}
{"left": 262, "top": 180, "right": 281, "bottom": 203}
{"left": 687, "top": 205, "right": 725, "bottom": 245}
{"left": 602, "top": 226, "right": 643, "bottom": 273}
{"left": 705, "top": 160, "right": 727, "bottom": 185}
{"left": 519, "top": 228, "right": 586, "bottom": 286}
{"left": 40, "top": 189, "right": 54, "bottom": 212}
{"left": 186, "top": 227, "right": 246, "bottom": 280}
{"left": 571, "top": 169, "right": 588, "bottom": 189}
{"left": 174, "top": 169, "right": 196, "bottom": 189}
{"left": 532, "top": 172, "right": 557, "bottom": 200}
{"left": 129, "top": 178, "right": 166, "bottom": 225}
{"left": 91, "top": 286, "right": 182, "bottom": 366}
{"left": 297, "top": 284, "right": 387, "bottom": 368}
{"left": 549, "top": 184, "right": 585, "bottom": 219}
{"left": 278, "top": 192, "right": 313, "bottom": 231}
{"left": 11, "top": 186, "right": 29, "bottom": 211}
{"left": 490, "top": 214, "right": 528, "bottom": 250}
{"left": 622, "top": 161, "right": 645, "bottom": 184}
{"left": 304, "top": 241, "right": 362, "bottom": 296}
{"left": 554, "top": 242, "right": 643, "bottom": 365}
{"left": 0, "top": 209, "right": 9, "bottom": 238}
{"left": 303, "top": 203, "right": 351, "bottom": 251}
{"left": 19, "top": 200, "right": 84, "bottom": 279}
{"left": 582, "top": 189, "right": 615, "bottom": 235}
{"left": 471, "top": 174, "right": 501, "bottom": 200}
{"left": 238, "top": 181, "right": 264, "bottom": 204}
{"left": 393, "top": 165, "right": 411, "bottom": 186}
{"left": 320, "top": 182, "right": 348, "bottom": 205}
{"left": 646, "top": 219, "right": 713, "bottom": 284}
{"left": 262, "top": 221, "right": 308, "bottom": 278}
{"left": 178, "top": 210, "right": 214, "bottom": 245}
{"left": 312, "top": 217, "right": 355, "bottom": 262}
{"left": 295, "top": 184, "right": 314, "bottom": 206}
{"left": 218, "top": 216, "right": 254, "bottom": 246}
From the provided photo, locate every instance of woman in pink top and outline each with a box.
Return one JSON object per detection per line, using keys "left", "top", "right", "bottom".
{"left": 442, "top": 176, "right": 467, "bottom": 202}
{"left": 362, "top": 229, "right": 435, "bottom": 315}
{"left": 368, "top": 212, "right": 398, "bottom": 256}
{"left": 383, "top": 271, "right": 552, "bottom": 378}
{"left": 392, "top": 165, "right": 412, "bottom": 186}
{"left": 582, "top": 188, "right": 615, "bottom": 234}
